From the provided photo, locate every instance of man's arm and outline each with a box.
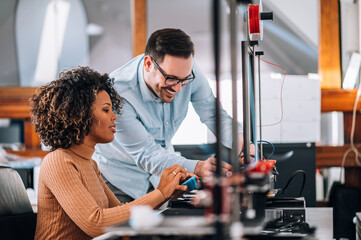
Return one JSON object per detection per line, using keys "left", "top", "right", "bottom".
{"left": 189, "top": 63, "right": 241, "bottom": 150}
{"left": 189, "top": 63, "right": 258, "bottom": 175}
{"left": 113, "top": 100, "right": 198, "bottom": 176}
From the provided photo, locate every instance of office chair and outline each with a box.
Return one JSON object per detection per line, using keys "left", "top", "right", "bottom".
{"left": 0, "top": 166, "right": 37, "bottom": 240}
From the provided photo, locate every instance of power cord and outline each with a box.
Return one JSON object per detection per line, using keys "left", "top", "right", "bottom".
{"left": 258, "top": 140, "right": 275, "bottom": 160}
{"left": 281, "top": 170, "right": 306, "bottom": 197}
{"left": 238, "top": 140, "right": 275, "bottom": 160}
{"left": 264, "top": 218, "right": 316, "bottom": 235}
{"left": 340, "top": 86, "right": 361, "bottom": 182}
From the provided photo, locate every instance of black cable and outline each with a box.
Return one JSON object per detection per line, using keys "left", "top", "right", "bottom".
{"left": 264, "top": 218, "right": 316, "bottom": 236}
{"left": 281, "top": 170, "right": 306, "bottom": 197}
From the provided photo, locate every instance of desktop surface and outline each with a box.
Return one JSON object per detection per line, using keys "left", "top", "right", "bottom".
{"left": 95, "top": 208, "right": 332, "bottom": 240}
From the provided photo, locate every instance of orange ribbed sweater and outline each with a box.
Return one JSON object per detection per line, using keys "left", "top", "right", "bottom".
{"left": 34, "top": 144, "right": 165, "bottom": 240}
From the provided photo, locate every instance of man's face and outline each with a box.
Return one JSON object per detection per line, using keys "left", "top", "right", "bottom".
{"left": 144, "top": 54, "right": 193, "bottom": 103}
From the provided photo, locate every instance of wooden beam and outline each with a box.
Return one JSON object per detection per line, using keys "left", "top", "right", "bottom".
{"left": 319, "top": 0, "right": 341, "bottom": 88}
{"left": 344, "top": 168, "right": 361, "bottom": 189}
{"left": 0, "top": 87, "right": 37, "bottom": 101}
{"left": 0, "top": 87, "right": 41, "bottom": 150}
{"left": 344, "top": 112, "right": 361, "bottom": 144}
{"left": 316, "top": 145, "right": 361, "bottom": 167}
{"left": 6, "top": 149, "right": 48, "bottom": 158}
{"left": 321, "top": 89, "right": 361, "bottom": 112}
{"left": 0, "top": 87, "right": 36, "bottom": 118}
{"left": 131, "top": 0, "right": 147, "bottom": 57}
{"left": 0, "top": 104, "right": 32, "bottom": 119}
{"left": 24, "top": 119, "right": 41, "bottom": 149}
{"left": 318, "top": 89, "right": 361, "bottom": 168}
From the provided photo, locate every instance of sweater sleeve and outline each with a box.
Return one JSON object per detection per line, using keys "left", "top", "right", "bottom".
{"left": 42, "top": 151, "right": 165, "bottom": 238}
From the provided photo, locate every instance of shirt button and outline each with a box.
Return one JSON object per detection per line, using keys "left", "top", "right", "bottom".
{"left": 165, "top": 121, "right": 169, "bottom": 125}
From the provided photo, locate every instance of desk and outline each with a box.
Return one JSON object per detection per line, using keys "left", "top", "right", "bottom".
{"left": 305, "top": 208, "right": 333, "bottom": 240}
{"left": 94, "top": 208, "right": 333, "bottom": 240}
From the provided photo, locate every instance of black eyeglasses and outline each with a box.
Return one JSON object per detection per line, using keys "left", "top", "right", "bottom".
{"left": 152, "top": 58, "right": 195, "bottom": 86}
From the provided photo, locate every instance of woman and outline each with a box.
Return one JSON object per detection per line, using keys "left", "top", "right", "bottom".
{"left": 31, "top": 67, "right": 192, "bottom": 239}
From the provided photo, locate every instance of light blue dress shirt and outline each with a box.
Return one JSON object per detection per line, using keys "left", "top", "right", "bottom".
{"left": 93, "top": 54, "right": 239, "bottom": 199}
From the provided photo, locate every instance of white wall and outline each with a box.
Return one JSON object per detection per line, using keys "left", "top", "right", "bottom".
{"left": 264, "top": 0, "right": 319, "bottom": 50}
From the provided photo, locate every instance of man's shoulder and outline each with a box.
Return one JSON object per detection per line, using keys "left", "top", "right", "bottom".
{"left": 110, "top": 54, "right": 144, "bottom": 93}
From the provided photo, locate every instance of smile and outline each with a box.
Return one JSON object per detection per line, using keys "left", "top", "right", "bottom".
{"left": 165, "top": 88, "right": 176, "bottom": 95}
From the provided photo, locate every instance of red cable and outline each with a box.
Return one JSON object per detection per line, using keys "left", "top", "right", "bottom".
{"left": 256, "top": 56, "right": 287, "bottom": 127}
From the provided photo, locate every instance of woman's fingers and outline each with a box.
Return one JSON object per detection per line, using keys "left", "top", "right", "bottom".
{"left": 172, "top": 165, "right": 187, "bottom": 175}
{"left": 165, "top": 164, "right": 187, "bottom": 177}
{"left": 175, "top": 185, "right": 187, "bottom": 191}
{"left": 157, "top": 166, "right": 187, "bottom": 199}
{"left": 180, "top": 172, "right": 197, "bottom": 182}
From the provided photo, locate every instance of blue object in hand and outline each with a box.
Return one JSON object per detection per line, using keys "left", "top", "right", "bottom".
{"left": 182, "top": 176, "right": 197, "bottom": 191}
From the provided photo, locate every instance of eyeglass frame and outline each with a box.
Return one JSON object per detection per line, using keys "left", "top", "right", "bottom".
{"left": 151, "top": 58, "right": 195, "bottom": 86}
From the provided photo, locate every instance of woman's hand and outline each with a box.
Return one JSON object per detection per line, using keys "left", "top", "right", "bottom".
{"left": 157, "top": 165, "right": 188, "bottom": 200}
{"left": 170, "top": 173, "right": 199, "bottom": 199}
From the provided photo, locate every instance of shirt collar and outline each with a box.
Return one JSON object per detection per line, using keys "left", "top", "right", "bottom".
{"left": 69, "top": 144, "right": 95, "bottom": 160}
{"left": 138, "top": 57, "right": 162, "bottom": 103}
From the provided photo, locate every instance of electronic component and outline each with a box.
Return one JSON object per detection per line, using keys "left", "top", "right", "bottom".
{"left": 265, "top": 197, "right": 306, "bottom": 223}
{"left": 182, "top": 176, "right": 197, "bottom": 191}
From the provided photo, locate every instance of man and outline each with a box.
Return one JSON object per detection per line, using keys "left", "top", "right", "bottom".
{"left": 93, "top": 28, "right": 244, "bottom": 202}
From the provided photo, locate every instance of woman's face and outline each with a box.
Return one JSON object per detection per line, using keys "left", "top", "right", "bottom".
{"left": 84, "top": 90, "right": 117, "bottom": 147}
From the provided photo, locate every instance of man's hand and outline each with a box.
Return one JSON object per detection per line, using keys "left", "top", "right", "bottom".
{"left": 194, "top": 157, "right": 233, "bottom": 178}
{"left": 238, "top": 134, "right": 257, "bottom": 164}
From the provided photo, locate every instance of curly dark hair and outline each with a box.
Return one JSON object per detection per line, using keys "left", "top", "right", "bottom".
{"left": 30, "top": 66, "right": 123, "bottom": 151}
{"left": 144, "top": 28, "right": 194, "bottom": 63}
